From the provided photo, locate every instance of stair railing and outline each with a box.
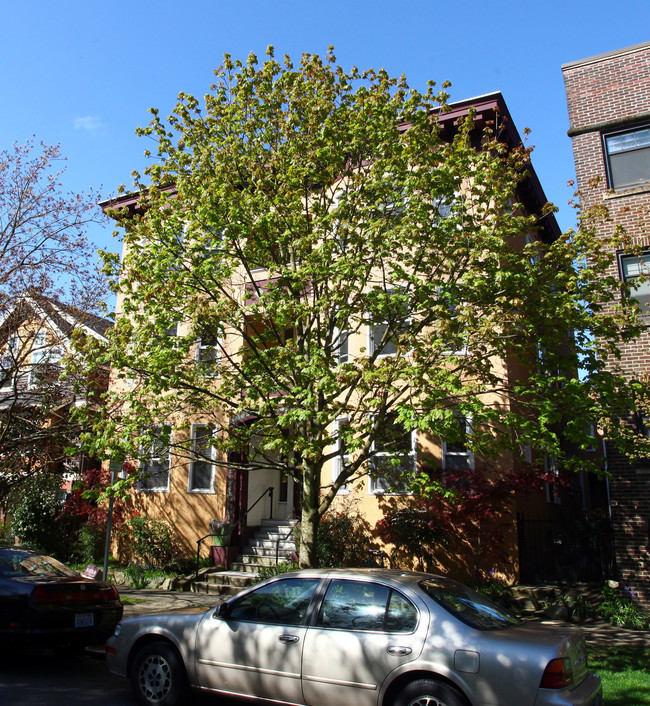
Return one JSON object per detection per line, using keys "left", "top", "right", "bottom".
{"left": 195, "top": 486, "right": 274, "bottom": 579}
{"left": 275, "top": 523, "right": 297, "bottom": 565}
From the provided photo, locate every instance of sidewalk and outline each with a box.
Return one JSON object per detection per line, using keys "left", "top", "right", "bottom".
{"left": 118, "top": 586, "right": 223, "bottom": 617}
{"left": 116, "top": 587, "right": 650, "bottom": 650}
{"left": 538, "top": 617, "right": 650, "bottom": 651}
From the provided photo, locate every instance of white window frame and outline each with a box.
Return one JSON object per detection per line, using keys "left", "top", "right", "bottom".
{"left": 368, "top": 289, "right": 411, "bottom": 358}
{"left": 188, "top": 423, "right": 216, "bottom": 494}
{"left": 603, "top": 124, "right": 650, "bottom": 191}
{"left": 137, "top": 426, "right": 172, "bottom": 493}
{"left": 442, "top": 412, "right": 474, "bottom": 473}
{"left": 1, "top": 333, "right": 20, "bottom": 388}
{"left": 544, "top": 455, "right": 561, "bottom": 505}
{"left": 333, "top": 321, "right": 349, "bottom": 364}
{"left": 28, "top": 329, "right": 63, "bottom": 388}
{"left": 195, "top": 335, "right": 222, "bottom": 376}
{"left": 619, "top": 251, "right": 650, "bottom": 317}
{"left": 368, "top": 417, "right": 416, "bottom": 495}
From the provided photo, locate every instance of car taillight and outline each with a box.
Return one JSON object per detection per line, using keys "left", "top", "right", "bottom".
{"left": 540, "top": 657, "right": 574, "bottom": 689}
{"left": 31, "top": 585, "right": 120, "bottom": 604}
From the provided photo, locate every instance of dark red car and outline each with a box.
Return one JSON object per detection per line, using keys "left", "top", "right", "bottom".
{"left": 0, "top": 547, "right": 123, "bottom": 650}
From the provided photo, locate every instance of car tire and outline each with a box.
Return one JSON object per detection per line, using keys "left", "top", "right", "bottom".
{"left": 393, "top": 678, "right": 469, "bottom": 706}
{"left": 131, "top": 641, "right": 189, "bottom": 706}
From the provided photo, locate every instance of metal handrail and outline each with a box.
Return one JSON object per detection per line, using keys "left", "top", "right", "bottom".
{"left": 195, "top": 486, "right": 274, "bottom": 578}
{"left": 275, "top": 523, "right": 297, "bottom": 565}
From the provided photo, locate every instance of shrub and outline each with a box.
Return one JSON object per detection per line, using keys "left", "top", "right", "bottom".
{"left": 316, "top": 508, "right": 373, "bottom": 568}
{"left": 10, "top": 472, "right": 80, "bottom": 559}
{"left": 598, "top": 584, "right": 650, "bottom": 629}
{"left": 123, "top": 562, "right": 157, "bottom": 589}
{"left": 258, "top": 561, "right": 300, "bottom": 581}
{"left": 75, "top": 523, "right": 106, "bottom": 565}
{"left": 375, "top": 506, "right": 448, "bottom": 571}
{"left": 120, "top": 516, "right": 177, "bottom": 571}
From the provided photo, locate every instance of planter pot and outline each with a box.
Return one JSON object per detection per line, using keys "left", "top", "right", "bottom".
{"left": 212, "top": 527, "right": 233, "bottom": 547}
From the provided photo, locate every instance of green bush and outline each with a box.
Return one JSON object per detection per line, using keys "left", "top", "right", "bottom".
{"left": 10, "top": 473, "right": 80, "bottom": 560}
{"left": 316, "top": 508, "right": 373, "bottom": 568}
{"left": 121, "top": 516, "right": 177, "bottom": 571}
{"left": 598, "top": 584, "right": 650, "bottom": 629}
{"left": 75, "top": 524, "right": 106, "bottom": 565}
{"left": 375, "top": 506, "right": 448, "bottom": 571}
{"left": 258, "top": 561, "right": 300, "bottom": 581}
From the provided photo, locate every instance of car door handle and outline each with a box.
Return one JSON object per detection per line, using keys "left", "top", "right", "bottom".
{"left": 387, "top": 646, "right": 412, "bottom": 656}
{"left": 278, "top": 634, "right": 300, "bottom": 644}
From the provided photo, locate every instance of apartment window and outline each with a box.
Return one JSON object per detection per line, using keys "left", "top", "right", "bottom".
{"left": 1, "top": 334, "right": 19, "bottom": 387}
{"left": 369, "top": 415, "right": 415, "bottom": 494}
{"left": 196, "top": 335, "right": 221, "bottom": 376}
{"left": 333, "top": 321, "right": 349, "bottom": 364}
{"left": 544, "top": 455, "right": 561, "bottom": 505}
{"left": 138, "top": 426, "right": 171, "bottom": 492}
{"left": 437, "top": 286, "right": 466, "bottom": 355}
{"left": 369, "top": 289, "right": 410, "bottom": 358}
{"left": 604, "top": 125, "right": 650, "bottom": 191}
{"left": 28, "top": 330, "right": 62, "bottom": 387}
{"left": 189, "top": 424, "right": 215, "bottom": 493}
{"left": 619, "top": 252, "right": 650, "bottom": 316}
{"left": 442, "top": 412, "right": 474, "bottom": 472}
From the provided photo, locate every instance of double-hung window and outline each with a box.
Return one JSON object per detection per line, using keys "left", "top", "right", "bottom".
{"left": 369, "top": 415, "right": 416, "bottom": 494}
{"left": 604, "top": 125, "right": 650, "bottom": 191}
{"left": 138, "top": 426, "right": 172, "bottom": 492}
{"left": 619, "top": 252, "right": 650, "bottom": 316}
{"left": 368, "top": 289, "right": 410, "bottom": 358}
{"left": 333, "top": 320, "right": 349, "bottom": 364}
{"left": 442, "top": 412, "right": 474, "bottom": 472}
{"left": 1, "top": 334, "right": 19, "bottom": 387}
{"left": 28, "top": 330, "right": 62, "bottom": 387}
{"left": 188, "top": 424, "right": 215, "bottom": 493}
{"left": 196, "top": 334, "right": 221, "bottom": 376}
{"left": 544, "top": 455, "right": 561, "bottom": 505}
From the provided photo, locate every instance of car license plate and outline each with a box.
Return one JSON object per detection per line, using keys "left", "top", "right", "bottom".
{"left": 75, "top": 612, "right": 94, "bottom": 628}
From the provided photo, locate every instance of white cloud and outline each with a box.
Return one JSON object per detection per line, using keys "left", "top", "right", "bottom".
{"left": 73, "top": 115, "right": 105, "bottom": 133}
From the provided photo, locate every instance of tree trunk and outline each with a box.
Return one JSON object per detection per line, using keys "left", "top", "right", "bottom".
{"left": 298, "top": 461, "right": 320, "bottom": 568}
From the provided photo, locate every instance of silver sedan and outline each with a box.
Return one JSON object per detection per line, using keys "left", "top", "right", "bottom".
{"left": 106, "top": 568, "right": 602, "bottom": 706}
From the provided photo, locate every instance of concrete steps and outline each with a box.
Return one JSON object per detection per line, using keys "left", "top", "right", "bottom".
{"left": 179, "top": 519, "right": 298, "bottom": 596}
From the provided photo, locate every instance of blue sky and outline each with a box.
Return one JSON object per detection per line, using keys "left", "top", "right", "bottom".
{"left": 2, "top": 0, "right": 648, "bottom": 260}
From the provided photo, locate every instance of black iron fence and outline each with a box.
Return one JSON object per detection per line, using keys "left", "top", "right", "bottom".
{"left": 517, "top": 513, "right": 616, "bottom": 584}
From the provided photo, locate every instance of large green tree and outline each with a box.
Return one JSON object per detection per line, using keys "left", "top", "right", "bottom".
{"left": 83, "top": 48, "right": 647, "bottom": 567}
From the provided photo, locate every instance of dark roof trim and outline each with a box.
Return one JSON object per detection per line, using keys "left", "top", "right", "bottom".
{"left": 100, "top": 91, "right": 559, "bottom": 242}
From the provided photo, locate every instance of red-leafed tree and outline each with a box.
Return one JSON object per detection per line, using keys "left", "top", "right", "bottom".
{"left": 0, "top": 140, "right": 108, "bottom": 519}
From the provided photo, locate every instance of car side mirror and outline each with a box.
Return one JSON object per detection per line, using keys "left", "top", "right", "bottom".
{"left": 213, "top": 602, "right": 231, "bottom": 620}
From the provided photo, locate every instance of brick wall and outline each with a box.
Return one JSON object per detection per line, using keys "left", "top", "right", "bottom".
{"left": 563, "top": 42, "right": 650, "bottom": 608}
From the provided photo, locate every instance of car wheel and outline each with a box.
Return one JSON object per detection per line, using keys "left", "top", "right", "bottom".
{"left": 393, "top": 679, "right": 468, "bottom": 706}
{"left": 131, "top": 641, "right": 189, "bottom": 706}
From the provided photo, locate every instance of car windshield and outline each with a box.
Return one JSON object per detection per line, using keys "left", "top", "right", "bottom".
{"left": 420, "top": 578, "right": 521, "bottom": 630}
{"left": 0, "top": 551, "right": 79, "bottom": 579}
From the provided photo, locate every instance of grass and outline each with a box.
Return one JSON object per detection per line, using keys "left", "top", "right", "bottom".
{"left": 589, "top": 644, "right": 650, "bottom": 705}
{"left": 119, "top": 596, "right": 147, "bottom": 606}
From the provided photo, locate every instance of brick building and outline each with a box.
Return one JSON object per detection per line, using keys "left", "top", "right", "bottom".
{"left": 563, "top": 41, "right": 650, "bottom": 607}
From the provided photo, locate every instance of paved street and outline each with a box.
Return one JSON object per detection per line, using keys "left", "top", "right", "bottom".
{"left": 0, "top": 649, "right": 134, "bottom": 706}
{"left": 0, "top": 647, "right": 236, "bottom": 706}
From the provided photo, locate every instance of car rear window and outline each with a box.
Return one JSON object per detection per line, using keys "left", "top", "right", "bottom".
{"left": 420, "top": 578, "right": 521, "bottom": 630}
{"left": 0, "top": 552, "right": 78, "bottom": 579}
